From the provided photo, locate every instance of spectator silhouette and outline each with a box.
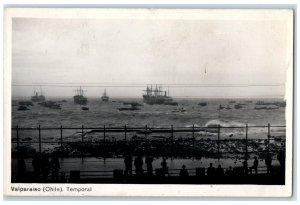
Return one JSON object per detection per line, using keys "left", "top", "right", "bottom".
{"left": 17, "top": 153, "right": 26, "bottom": 179}
{"left": 32, "top": 153, "right": 41, "bottom": 179}
{"left": 242, "top": 160, "right": 248, "bottom": 175}
{"left": 124, "top": 153, "right": 133, "bottom": 176}
{"left": 250, "top": 157, "right": 259, "bottom": 174}
{"left": 161, "top": 158, "right": 169, "bottom": 176}
{"left": 134, "top": 155, "right": 144, "bottom": 176}
{"left": 225, "top": 166, "right": 234, "bottom": 177}
{"left": 179, "top": 165, "right": 189, "bottom": 178}
{"left": 207, "top": 163, "right": 216, "bottom": 177}
{"left": 277, "top": 150, "right": 285, "bottom": 170}
{"left": 41, "top": 154, "right": 50, "bottom": 180}
{"left": 265, "top": 154, "right": 272, "bottom": 174}
{"left": 145, "top": 156, "right": 154, "bottom": 175}
{"left": 50, "top": 155, "right": 60, "bottom": 181}
{"left": 216, "top": 165, "right": 224, "bottom": 176}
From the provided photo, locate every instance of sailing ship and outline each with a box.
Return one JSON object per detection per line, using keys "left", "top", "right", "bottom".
{"left": 31, "top": 89, "right": 46, "bottom": 102}
{"left": 142, "top": 85, "right": 176, "bottom": 105}
{"left": 73, "top": 86, "right": 88, "bottom": 105}
{"left": 101, "top": 89, "right": 109, "bottom": 102}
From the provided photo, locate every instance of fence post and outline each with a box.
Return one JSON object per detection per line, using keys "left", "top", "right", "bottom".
{"left": 60, "top": 125, "right": 63, "bottom": 155}
{"left": 38, "top": 125, "right": 41, "bottom": 154}
{"left": 192, "top": 124, "right": 195, "bottom": 156}
{"left": 81, "top": 125, "right": 84, "bottom": 158}
{"left": 103, "top": 125, "right": 106, "bottom": 144}
{"left": 171, "top": 125, "right": 174, "bottom": 158}
{"left": 217, "top": 124, "right": 220, "bottom": 158}
{"left": 124, "top": 125, "right": 127, "bottom": 142}
{"left": 267, "top": 123, "right": 270, "bottom": 154}
{"left": 245, "top": 124, "right": 248, "bottom": 162}
{"left": 16, "top": 125, "right": 19, "bottom": 150}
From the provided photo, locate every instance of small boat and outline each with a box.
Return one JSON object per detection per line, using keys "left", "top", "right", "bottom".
{"left": 118, "top": 106, "right": 140, "bottom": 111}
{"left": 118, "top": 104, "right": 140, "bottom": 111}
{"left": 18, "top": 105, "right": 30, "bottom": 111}
{"left": 198, "top": 102, "right": 207, "bottom": 106}
{"left": 101, "top": 89, "right": 109, "bottom": 102}
{"left": 38, "top": 101, "right": 61, "bottom": 109}
{"left": 234, "top": 104, "right": 243, "bottom": 109}
{"left": 81, "top": 106, "right": 89, "bottom": 110}
{"left": 219, "top": 105, "right": 224, "bottom": 110}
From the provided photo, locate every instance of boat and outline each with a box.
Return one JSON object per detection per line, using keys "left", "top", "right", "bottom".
{"left": 81, "top": 106, "right": 89, "bottom": 110}
{"left": 118, "top": 104, "right": 141, "bottom": 111}
{"left": 254, "top": 106, "right": 279, "bottom": 110}
{"left": 18, "top": 105, "right": 30, "bottom": 111}
{"left": 198, "top": 102, "right": 207, "bottom": 106}
{"left": 142, "top": 85, "right": 174, "bottom": 105}
{"left": 73, "top": 86, "right": 88, "bottom": 105}
{"left": 234, "top": 104, "right": 243, "bottom": 109}
{"left": 31, "top": 89, "right": 46, "bottom": 102}
{"left": 101, "top": 89, "right": 109, "bottom": 102}
{"left": 38, "top": 101, "right": 62, "bottom": 109}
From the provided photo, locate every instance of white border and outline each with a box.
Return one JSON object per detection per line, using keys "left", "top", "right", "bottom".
{"left": 3, "top": 8, "right": 294, "bottom": 197}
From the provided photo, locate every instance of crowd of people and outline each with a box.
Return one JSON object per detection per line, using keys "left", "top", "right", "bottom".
{"left": 15, "top": 150, "right": 285, "bottom": 181}
{"left": 123, "top": 150, "right": 285, "bottom": 178}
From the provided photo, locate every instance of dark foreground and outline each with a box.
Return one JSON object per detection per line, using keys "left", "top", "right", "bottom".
{"left": 12, "top": 166, "right": 285, "bottom": 185}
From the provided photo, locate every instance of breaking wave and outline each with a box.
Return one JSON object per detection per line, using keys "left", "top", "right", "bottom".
{"left": 205, "top": 119, "right": 247, "bottom": 127}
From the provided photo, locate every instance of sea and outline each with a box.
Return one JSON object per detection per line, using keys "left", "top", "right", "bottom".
{"left": 11, "top": 97, "right": 286, "bottom": 175}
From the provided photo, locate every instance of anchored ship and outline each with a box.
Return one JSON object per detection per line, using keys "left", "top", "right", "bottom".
{"left": 74, "top": 86, "right": 87, "bottom": 105}
{"left": 101, "top": 89, "right": 109, "bottom": 102}
{"left": 31, "top": 89, "right": 46, "bottom": 102}
{"left": 142, "top": 85, "right": 176, "bottom": 105}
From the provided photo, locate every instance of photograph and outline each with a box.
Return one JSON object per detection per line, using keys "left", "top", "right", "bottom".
{"left": 4, "top": 8, "right": 293, "bottom": 196}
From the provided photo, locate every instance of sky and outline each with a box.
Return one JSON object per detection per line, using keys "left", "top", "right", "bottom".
{"left": 11, "top": 13, "right": 291, "bottom": 98}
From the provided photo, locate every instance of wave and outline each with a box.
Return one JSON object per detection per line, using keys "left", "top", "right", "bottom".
{"left": 205, "top": 119, "right": 248, "bottom": 127}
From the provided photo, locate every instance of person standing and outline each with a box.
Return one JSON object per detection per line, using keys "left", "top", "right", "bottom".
{"left": 145, "top": 156, "right": 154, "bottom": 175}
{"left": 251, "top": 156, "right": 259, "bottom": 174}
{"left": 124, "top": 153, "right": 133, "bottom": 176}
{"left": 161, "top": 158, "right": 168, "bottom": 176}
{"left": 134, "top": 155, "right": 144, "bottom": 176}
{"left": 50, "top": 155, "right": 60, "bottom": 181}
{"left": 265, "top": 154, "right": 272, "bottom": 174}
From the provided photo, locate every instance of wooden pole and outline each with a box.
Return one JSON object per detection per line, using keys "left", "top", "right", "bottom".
{"left": 81, "top": 125, "right": 84, "bottom": 158}
{"left": 171, "top": 125, "right": 174, "bottom": 158}
{"left": 245, "top": 124, "right": 248, "bottom": 162}
{"left": 60, "top": 125, "right": 63, "bottom": 155}
{"left": 124, "top": 125, "right": 127, "bottom": 142}
{"left": 217, "top": 124, "right": 220, "bottom": 158}
{"left": 192, "top": 124, "right": 195, "bottom": 156}
{"left": 103, "top": 125, "right": 106, "bottom": 144}
{"left": 38, "top": 125, "right": 41, "bottom": 154}
{"left": 267, "top": 123, "right": 270, "bottom": 154}
{"left": 16, "top": 126, "right": 19, "bottom": 149}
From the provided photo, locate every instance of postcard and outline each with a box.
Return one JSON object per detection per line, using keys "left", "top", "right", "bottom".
{"left": 3, "top": 8, "right": 293, "bottom": 196}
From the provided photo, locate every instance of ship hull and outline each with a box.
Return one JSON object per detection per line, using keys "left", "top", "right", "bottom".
{"left": 74, "top": 95, "right": 87, "bottom": 105}
{"left": 31, "top": 95, "right": 45, "bottom": 102}
{"left": 142, "top": 95, "right": 167, "bottom": 105}
{"left": 101, "top": 96, "right": 109, "bottom": 102}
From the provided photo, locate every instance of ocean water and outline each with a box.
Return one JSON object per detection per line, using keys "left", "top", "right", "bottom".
{"left": 12, "top": 97, "right": 286, "bottom": 139}
{"left": 11, "top": 98, "right": 286, "bottom": 175}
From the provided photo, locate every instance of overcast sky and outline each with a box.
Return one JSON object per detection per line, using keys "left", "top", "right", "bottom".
{"left": 12, "top": 15, "right": 290, "bottom": 98}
